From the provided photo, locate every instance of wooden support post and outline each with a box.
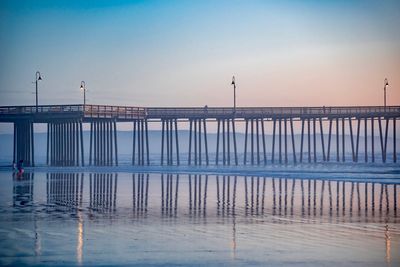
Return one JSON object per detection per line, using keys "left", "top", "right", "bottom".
{"left": 378, "top": 117, "right": 385, "bottom": 163}
{"left": 313, "top": 118, "right": 316, "bottom": 163}
{"left": 290, "top": 118, "right": 296, "bottom": 164}
{"left": 46, "top": 123, "right": 50, "bottom": 165}
{"left": 244, "top": 119, "right": 248, "bottom": 165}
{"left": 308, "top": 118, "right": 311, "bottom": 163}
{"left": 142, "top": 119, "right": 146, "bottom": 165}
{"left": 300, "top": 119, "right": 304, "bottom": 163}
{"left": 109, "top": 121, "right": 113, "bottom": 166}
{"left": 371, "top": 118, "right": 375, "bottom": 163}
{"left": 175, "top": 119, "right": 180, "bottom": 165}
{"left": 384, "top": 118, "right": 389, "bottom": 163}
{"left": 256, "top": 119, "right": 260, "bottom": 165}
{"left": 272, "top": 119, "right": 276, "bottom": 164}
{"left": 227, "top": 118, "right": 230, "bottom": 165}
{"left": 215, "top": 119, "right": 220, "bottom": 165}
{"left": 199, "top": 119, "right": 202, "bottom": 165}
{"left": 279, "top": 119, "right": 282, "bottom": 164}
{"left": 13, "top": 123, "right": 16, "bottom": 164}
{"left": 284, "top": 118, "right": 288, "bottom": 164}
{"left": 319, "top": 117, "right": 326, "bottom": 161}
{"left": 342, "top": 118, "right": 345, "bottom": 162}
{"left": 97, "top": 122, "right": 100, "bottom": 166}
{"left": 251, "top": 119, "right": 254, "bottom": 165}
{"left": 169, "top": 120, "right": 173, "bottom": 165}
{"left": 133, "top": 120, "right": 137, "bottom": 165}
{"left": 76, "top": 121, "right": 80, "bottom": 166}
{"left": 89, "top": 122, "right": 93, "bottom": 166}
{"left": 261, "top": 119, "right": 267, "bottom": 165}
{"left": 232, "top": 119, "right": 238, "bottom": 166}
{"left": 327, "top": 119, "right": 332, "bottom": 161}
{"left": 113, "top": 120, "right": 118, "bottom": 166}
{"left": 349, "top": 118, "right": 355, "bottom": 162}
{"left": 69, "top": 122, "right": 73, "bottom": 166}
{"left": 30, "top": 122, "right": 34, "bottom": 167}
{"left": 106, "top": 121, "right": 110, "bottom": 166}
{"left": 80, "top": 121, "right": 84, "bottom": 166}
{"left": 222, "top": 119, "right": 225, "bottom": 165}
{"left": 194, "top": 119, "right": 198, "bottom": 165}
{"left": 203, "top": 119, "right": 209, "bottom": 165}
{"left": 394, "top": 118, "right": 397, "bottom": 163}
{"left": 92, "top": 123, "right": 96, "bottom": 165}
{"left": 336, "top": 118, "right": 339, "bottom": 162}
{"left": 161, "top": 120, "right": 165, "bottom": 165}
{"left": 364, "top": 118, "right": 368, "bottom": 163}
{"left": 355, "top": 119, "right": 360, "bottom": 162}
{"left": 137, "top": 120, "right": 141, "bottom": 165}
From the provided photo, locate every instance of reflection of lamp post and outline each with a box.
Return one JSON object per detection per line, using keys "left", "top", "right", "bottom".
{"left": 80, "top": 81, "right": 86, "bottom": 107}
{"left": 35, "top": 71, "right": 42, "bottom": 112}
{"left": 231, "top": 76, "right": 236, "bottom": 113}
{"left": 384, "top": 78, "right": 389, "bottom": 108}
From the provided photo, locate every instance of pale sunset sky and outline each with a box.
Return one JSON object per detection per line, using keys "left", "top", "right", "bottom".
{"left": 0, "top": 0, "right": 399, "bottom": 108}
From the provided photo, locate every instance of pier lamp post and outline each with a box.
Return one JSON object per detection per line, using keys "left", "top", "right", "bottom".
{"left": 231, "top": 76, "right": 236, "bottom": 113}
{"left": 35, "top": 71, "right": 42, "bottom": 112}
{"left": 80, "top": 81, "right": 87, "bottom": 108}
{"left": 384, "top": 78, "right": 389, "bottom": 109}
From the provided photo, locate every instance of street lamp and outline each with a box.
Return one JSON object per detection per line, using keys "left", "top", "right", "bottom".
{"left": 384, "top": 78, "right": 389, "bottom": 108}
{"left": 80, "top": 81, "right": 87, "bottom": 107}
{"left": 231, "top": 76, "right": 236, "bottom": 113}
{"left": 35, "top": 71, "right": 42, "bottom": 111}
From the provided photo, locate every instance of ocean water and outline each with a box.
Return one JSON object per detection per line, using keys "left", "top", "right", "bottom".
{"left": 0, "top": 169, "right": 399, "bottom": 266}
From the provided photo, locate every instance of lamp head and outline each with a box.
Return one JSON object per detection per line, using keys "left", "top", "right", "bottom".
{"left": 231, "top": 76, "right": 235, "bottom": 85}
{"left": 384, "top": 78, "right": 389, "bottom": 87}
{"left": 36, "top": 71, "right": 42, "bottom": 81}
{"left": 80, "top": 81, "right": 85, "bottom": 90}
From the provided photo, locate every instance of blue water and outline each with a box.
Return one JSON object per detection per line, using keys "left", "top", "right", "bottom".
{"left": 0, "top": 169, "right": 399, "bottom": 266}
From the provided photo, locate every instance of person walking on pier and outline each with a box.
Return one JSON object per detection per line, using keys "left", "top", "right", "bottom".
{"left": 16, "top": 160, "right": 24, "bottom": 174}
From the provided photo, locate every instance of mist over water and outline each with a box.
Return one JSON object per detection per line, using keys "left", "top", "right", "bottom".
{"left": 0, "top": 171, "right": 399, "bottom": 266}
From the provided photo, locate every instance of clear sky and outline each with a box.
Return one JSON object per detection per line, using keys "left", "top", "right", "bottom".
{"left": 0, "top": 0, "right": 399, "bottom": 108}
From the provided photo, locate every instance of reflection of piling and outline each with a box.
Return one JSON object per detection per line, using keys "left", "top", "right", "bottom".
{"left": 13, "top": 172, "right": 34, "bottom": 206}
{"left": 243, "top": 176, "right": 265, "bottom": 215}
{"left": 133, "top": 173, "right": 149, "bottom": 214}
{"left": 216, "top": 175, "right": 236, "bottom": 215}
{"left": 89, "top": 173, "right": 117, "bottom": 211}
{"left": 47, "top": 173, "right": 83, "bottom": 208}
{"left": 161, "top": 174, "right": 179, "bottom": 216}
{"left": 189, "top": 174, "right": 208, "bottom": 215}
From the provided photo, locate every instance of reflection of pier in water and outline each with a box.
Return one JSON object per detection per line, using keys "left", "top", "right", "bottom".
{"left": 133, "top": 173, "right": 149, "bottom": 215}
{"left": 189, "top": 174, "right": 208, "bottom": 216}
{"left": 161, "top": 173, "right": 179, "bottom": 216}
{"left": 89, "top": 173, "right": 118, "bottom": 211}
{"left": 13, "top": 173, "right": 34, "bottom": 206}
{"left": 18, "top": 172, "right": 398, "bottom": 220}
{"left": 217, "top": 175, "right": 237, "bottom": 216}
{"left": 47, "top": 173, "right": 83, "bottom": 208}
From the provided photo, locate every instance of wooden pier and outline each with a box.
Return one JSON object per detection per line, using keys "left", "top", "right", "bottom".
{"left": 1, "top": 104, "right": 399, "bottom": 166}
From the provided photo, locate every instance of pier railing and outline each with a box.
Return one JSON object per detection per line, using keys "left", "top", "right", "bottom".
{"left": 0, "top": 104, "right": 399, "bottom": 121}
{"left": 146, "top": 106, "right": 400, "bottom": 118}
{"left": 0, "top": 104, "right": 147, "bottom": 120}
